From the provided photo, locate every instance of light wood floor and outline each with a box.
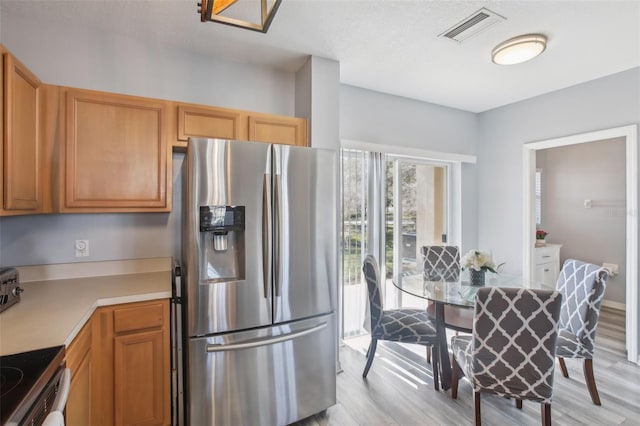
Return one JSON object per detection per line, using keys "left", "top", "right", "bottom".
{"left": 294, "top": 307, "right": 640, "bottom": 425}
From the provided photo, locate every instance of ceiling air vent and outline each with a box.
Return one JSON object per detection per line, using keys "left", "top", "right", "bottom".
{"left": 439, "top": 8, "right": 506, "bottom": 43}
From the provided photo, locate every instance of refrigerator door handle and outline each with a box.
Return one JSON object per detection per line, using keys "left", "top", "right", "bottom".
{"left": 205, "top": 322, "right": 327, "bottom": 352}
{"left": 274, "top": 173, "right": 282, "bottom": 296}
{"left": 262, "top": 173, "right": 272, "bottom": 299}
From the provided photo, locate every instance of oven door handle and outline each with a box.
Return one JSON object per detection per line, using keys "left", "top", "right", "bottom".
{"left": 52, "top": 368, "right": 71, "bottom": 412}
{"left": 42, "top": 411, "right": 64, "bottom": 426}
{"left": 41, "top": 368, "right": 71, "bottom": 426}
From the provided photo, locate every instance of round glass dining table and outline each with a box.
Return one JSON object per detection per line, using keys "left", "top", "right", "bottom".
{"left": 392, "top": 270, "right": 538, "bottom": 391}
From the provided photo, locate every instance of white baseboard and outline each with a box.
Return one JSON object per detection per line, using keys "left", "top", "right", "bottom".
{"left": 601, "top": 299, "right": 626, "bottom": 312}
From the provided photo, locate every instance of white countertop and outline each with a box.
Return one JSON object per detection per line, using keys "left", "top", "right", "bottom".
{"left": 0, "top": 258, "right": 172, "bottom": 356}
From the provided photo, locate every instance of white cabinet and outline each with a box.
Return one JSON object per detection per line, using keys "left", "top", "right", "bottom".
{"left": 534, "top": 244, "right": 562, "bottom": 290}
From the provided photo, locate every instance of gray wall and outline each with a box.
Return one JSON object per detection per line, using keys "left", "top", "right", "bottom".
{"left": 1, "top": 9, "right": 295, "bottom": 115}
{"left": 478, "top": 67, "right": 639, "bottom": 346}
{"left": 537, "top": 138, "right": 626, "bottom": 304}
{"left": 340, "top": 85, "right": 478, "bottom": 155}
{"left": 477, "top": 67, "right": 640, "bottom": 275}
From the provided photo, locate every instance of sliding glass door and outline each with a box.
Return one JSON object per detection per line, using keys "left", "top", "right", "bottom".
{"left": 341, "top": 149, "right": 449, "bottom": 338}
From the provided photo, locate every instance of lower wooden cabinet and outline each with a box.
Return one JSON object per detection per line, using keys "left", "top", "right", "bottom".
{"left": 114, "top": 328, "right": 166, "bottom": 425}
{"left": 67, "top": 299, "right": 170, "bottom": 426}
{"left": 66, "top": 320, "right": 92, "bottom": 426}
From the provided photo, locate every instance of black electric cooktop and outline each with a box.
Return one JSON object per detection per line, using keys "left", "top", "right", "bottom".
{"left": 0, "top": 345, "right": 65, "bottom": 425}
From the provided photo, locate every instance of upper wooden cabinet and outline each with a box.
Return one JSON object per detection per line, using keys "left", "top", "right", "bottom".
{"left": 0, "top": 46, "right": 308, "bottom": 216}
{"left": 174, "top": 102, "right": 308, "bottom": 148}
{"left": 1, "top": 47, "right": 43, "bottom": 215}
{"left": 61, "top": 88, "right": 171, "bottom": 212}
{"left": 248, "top": 113, "right": 307, "bottom": 147}
{"left": 177, "top": 104, "right": 243, "bottom": 144}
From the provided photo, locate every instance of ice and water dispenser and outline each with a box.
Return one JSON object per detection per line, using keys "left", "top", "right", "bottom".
{"left": 199, "top": 206, "right": 245, "bottom": 282}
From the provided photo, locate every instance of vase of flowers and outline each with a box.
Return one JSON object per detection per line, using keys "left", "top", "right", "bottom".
{"left": 461, "top": 250, "right": 498, "bottom": 286}
{"left": 536, "top": 229, "right": 548, "bottom": 247}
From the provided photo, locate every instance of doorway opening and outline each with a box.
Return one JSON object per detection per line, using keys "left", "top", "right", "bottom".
{"left": 522, "top": 125, "right": 638, "bottom": 364}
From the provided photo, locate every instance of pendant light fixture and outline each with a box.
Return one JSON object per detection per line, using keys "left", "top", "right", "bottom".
{"left": 492, "top": 34, "right": 547, "bottom": 65}
{"left": 199, "top": 0, "right": 282, "bottom": 33}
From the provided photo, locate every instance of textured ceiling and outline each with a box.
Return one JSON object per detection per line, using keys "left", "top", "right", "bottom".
{"left": 2, "top": 0, "right": 639, "bottom": 112}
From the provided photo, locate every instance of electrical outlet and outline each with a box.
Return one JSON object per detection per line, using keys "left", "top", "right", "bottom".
{"left": 602, "top": 262, "right": 619, "bottom": 276}
{"left": 75, "top": 240, "right": 89, "bottom": 257}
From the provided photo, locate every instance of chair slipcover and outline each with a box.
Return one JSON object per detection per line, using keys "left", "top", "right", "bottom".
{"left": 361, "top": 255, "right": 439, "bottom": 388}
{"left": 420, "top": 246, "right": 461, "bottom": 281}
{"left": 451, "top": 287, "right": 562, "bottom": 403}
{"left": 421, "top": 245, "right": 472, "bottom": 331}
{"left": 555, "top": 259, "right": 608, "bottom": 359}
{"left": 363, "top": 255, "right": 437, "bottom": 343}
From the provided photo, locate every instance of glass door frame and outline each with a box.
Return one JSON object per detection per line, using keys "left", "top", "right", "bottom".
{"left": 387, "top": 154, "right": 452, "bottom": 308}
{"left": 339, "top": 141, "right": 471, "bottom": 340}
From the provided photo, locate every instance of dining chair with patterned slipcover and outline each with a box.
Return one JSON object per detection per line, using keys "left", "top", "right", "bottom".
{"left": 422, "top": 246, "right": 473, "bottom": 340}
{"left": 554, "top": 259, "right": 609, "bottom": 405}
{"left": 450, "top": 287, "right": 562, "bottom": 426}
{"left": 361, "top": 255, "right": 440, "bottom": 391}
{"left": 420, "top": 245, "right": 461, "bottom": 281}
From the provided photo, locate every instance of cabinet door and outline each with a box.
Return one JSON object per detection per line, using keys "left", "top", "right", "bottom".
{"left": 546, "top": 261, "right": 560, "bottom": 288}
{"left": 534, "top": 262, "right": 560, "bottom": 290}
{"left": 248, "top": 114, "right": 307, "bottom": 146}
{"left": 114, "top": 329, "right": 166, "bottom": 426}
{"left": 66, "top": 320, "right": 92, "bottom": 426}
{"left": 66, "top": 350, "right": 92, "bottom": 426}
{"left": 176, "top": 104, "right": 244, "bottom": 143}
{"left": 2, "top": 51, "right": 41, "bottom": 211}
{"left": 64, "top": 89, "right": 170, "bottom": 211}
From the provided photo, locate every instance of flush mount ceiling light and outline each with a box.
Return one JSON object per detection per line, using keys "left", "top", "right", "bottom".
{"left": 492, "top": 34, "right": 547, "bottom": 65}
{"left": 198, "top": 0, "right": 282, "bottom": 33}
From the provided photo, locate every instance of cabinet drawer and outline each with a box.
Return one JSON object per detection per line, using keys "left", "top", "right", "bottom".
{"left": 114, "top": 302, "right": 165, "bottom": 334}
{"left": 534, "top": 247, "right": 558, "bottom": 264}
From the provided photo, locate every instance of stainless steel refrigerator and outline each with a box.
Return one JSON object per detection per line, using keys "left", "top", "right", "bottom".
{"left": 179, "top": 138, "right": 337, "bottom": 426}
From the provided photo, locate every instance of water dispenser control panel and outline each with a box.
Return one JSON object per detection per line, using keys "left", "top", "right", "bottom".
{"left": 199, "top": 206, "right": 245, "bottom": 233}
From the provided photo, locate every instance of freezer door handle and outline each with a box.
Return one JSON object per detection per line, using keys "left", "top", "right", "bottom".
{"left": 205, "top": 322, "right": 327, "bottom": 352}
{"left": 274, "top": 173, "right": 282, "bottom": 296}
{"left": 262, "top": 173, "right": 272, "bottom": 299}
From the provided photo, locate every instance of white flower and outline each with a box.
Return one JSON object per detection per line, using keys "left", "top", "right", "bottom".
{"left": 461, "top": 249, "right": 497, "bottom": 272}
